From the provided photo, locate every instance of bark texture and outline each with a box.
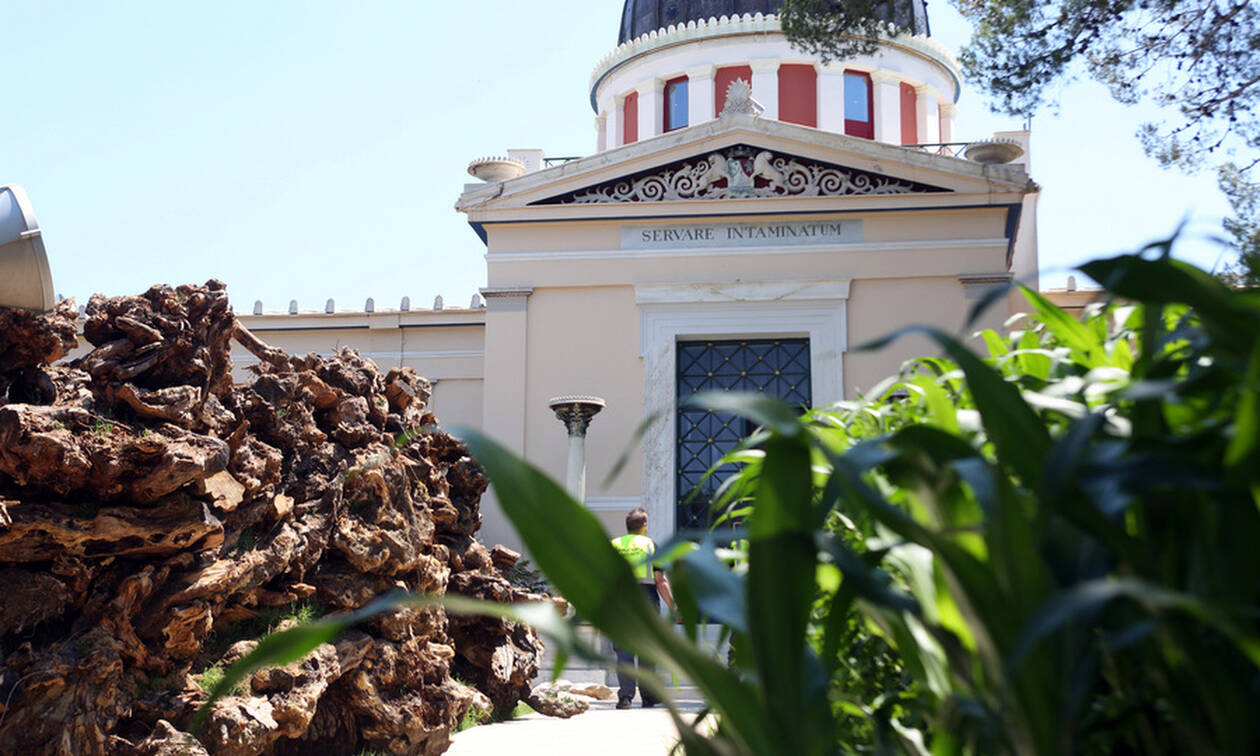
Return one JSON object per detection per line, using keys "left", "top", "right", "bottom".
{"left": 0, "top": 284, "right": 550, "bottom": 755}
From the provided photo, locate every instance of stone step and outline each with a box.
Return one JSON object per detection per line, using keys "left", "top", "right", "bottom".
{"left": 535, "top": 623, "right": 730, "bottom": 687}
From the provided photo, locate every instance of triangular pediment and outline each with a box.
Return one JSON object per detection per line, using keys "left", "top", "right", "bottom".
{"left": 531, "top": 143, "right": 950, "bottom": 205}
{"left": 456, "top": 115, "right": 1034, "bottom": 216}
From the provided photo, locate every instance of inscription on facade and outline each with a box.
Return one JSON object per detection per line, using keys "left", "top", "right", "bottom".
{"left": 622, "top": 220, "right": 862, "bottom": 249}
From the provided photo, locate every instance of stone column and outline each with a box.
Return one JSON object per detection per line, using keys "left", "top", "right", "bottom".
{"left": 638, "top": 79, "right": 663, "bottom": 141}
{"left": 916, "top": 84, "right": 942, "bottom": 144}
{"left": 939, "top": 102, "right": 956, "bottom": 143}
{"left": 548, "top": 396, "right": 606, "bottom": 503}
{"left": 816, "top": 65, "right": 847, "bottom": 134}
{"left": 749, "top": 59, "right": 780, "bottom": 120}
{"left": 870, "top": 71, "right": 902, "bottom": 144}
{"left": 595, "top": 111, "right": 608, "bottom": 152}
{"left": 686, "top": 64, "right": 716, "bottom": 129}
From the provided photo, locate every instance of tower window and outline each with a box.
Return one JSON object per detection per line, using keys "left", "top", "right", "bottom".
{"left": 778, "top": 64, "right": 817, "bottom": 127}
{"left": 843, "top": 71, "right": 873, "bottom": 139}
{"left": 623, "top": 91, "right": 639, "bottom": 144}
{"left": 664, "top": 77, "right": 689, "bottom": 132}
{"left": 900, "top": 81, "right": 918, "bottom": 144}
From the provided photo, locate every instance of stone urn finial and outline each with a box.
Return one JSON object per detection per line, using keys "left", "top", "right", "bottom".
{"left": 963, "top": 139, "right": 1024, "bottom": 165}
{"left": 467, "top": 156, "right": 527, "bottom": 182}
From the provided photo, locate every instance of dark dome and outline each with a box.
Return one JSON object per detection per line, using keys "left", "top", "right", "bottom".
{"left": 618, "top": 0, "right": 930, "bottom": 44}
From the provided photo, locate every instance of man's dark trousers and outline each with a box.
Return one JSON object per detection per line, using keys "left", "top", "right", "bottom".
{"left": 615, "top": 582, "right": 660, "bottom": 705}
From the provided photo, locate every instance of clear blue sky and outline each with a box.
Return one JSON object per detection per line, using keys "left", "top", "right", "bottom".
{"left": 1, "top": 1, "right": 1234, "bottom": 312}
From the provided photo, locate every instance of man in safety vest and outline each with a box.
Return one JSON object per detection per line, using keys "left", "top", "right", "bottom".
{"left": 610, "top": 507, "right": 675, "bottom": 709}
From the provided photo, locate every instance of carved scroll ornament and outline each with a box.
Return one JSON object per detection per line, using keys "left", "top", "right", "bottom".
{"left": 539, "top": 146, "right": 946, "bottom": 205}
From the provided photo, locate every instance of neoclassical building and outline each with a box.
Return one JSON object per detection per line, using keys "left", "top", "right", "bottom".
{"left": 237, "top": 1, "right": 1040, "bottom": 550}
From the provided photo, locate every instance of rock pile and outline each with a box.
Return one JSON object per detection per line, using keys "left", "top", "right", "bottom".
{"left": 0, "top": 283, "right": 547, "bottom": 755}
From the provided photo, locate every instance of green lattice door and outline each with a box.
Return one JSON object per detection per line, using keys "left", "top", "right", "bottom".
{"left": 675, "top": 338, "right": 811, "bottom": 530}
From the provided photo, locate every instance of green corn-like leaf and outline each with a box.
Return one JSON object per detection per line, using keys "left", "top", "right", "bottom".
{"left": 1019, "top": 284, "right": 1108, "bottom": 368}
{"left": 868, "top": 327, "right": 1052, "bottom": 490}
{"left": 979, "top": 328, "right": 1010, "bottom": 360}
{"left": 1081, "top": 255, "right": 1260, "bottom": 355}
{"left": 684, "top": 391, "right": 806, "bottom": 438}
{"left": 1225, "top": 335, "right": 1260, "bottom": 468}
{"left": 1009, "top": 578, "right": 1260, "bottom": 672}
{"left": 909, "top": 375, "right": 960, "bottom": 434}
{"left": 675, "top": 541, "right": 750, "bottom": 634}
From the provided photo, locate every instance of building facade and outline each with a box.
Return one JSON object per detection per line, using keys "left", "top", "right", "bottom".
{"left": 237, "top": 2, "right": 1041, "bottom": 551}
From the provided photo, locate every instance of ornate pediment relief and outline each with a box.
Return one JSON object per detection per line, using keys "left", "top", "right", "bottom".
{"left": 532, "top": 144, "right": 949, "bottom": 205}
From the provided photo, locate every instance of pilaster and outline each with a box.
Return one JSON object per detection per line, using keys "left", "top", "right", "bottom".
{"left": 916, "top": 84, "right": 942, "bottom": 144}
{"left": 478, "top": 285, "right": 534, "bottom": 550}
{"left": 637, "top": 79, "right": 664, "bottom": 140}
{"left": 870, "top": 71, "right": 902, "bottom": 144}
{"left": 749, "top": 59, "right": 780, "bottom": 120}
{"left": 816, "top": 65, "right": 846, "bottom": 134}
{"left": 686, "top": 64, "right": 716, "bottom": 129}
{"left": 939, "top": 102, "right": 956, "bottom": 143}
{"left": 610, "top": 96, "right": 624, "bottom": 149}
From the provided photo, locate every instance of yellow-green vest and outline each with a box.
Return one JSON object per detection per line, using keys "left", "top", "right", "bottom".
{"left": 611, "top": 533, "right": 655, "bottom": 582}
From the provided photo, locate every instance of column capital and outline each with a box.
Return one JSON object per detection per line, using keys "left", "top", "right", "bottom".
{"left": 814, "top": 62, "right": 852, "bottom": 75}
{"left": 480, "top": 286, "right": 534, "bottom": 298}
{"left": 638, "top": 78, "right": 665, "bottom": 96}
{"left": 549, "top": 396, "right": 606, "bottom": 438}
{"left": 686, "top": 64, "right": 716, "bottom": 80}
{"left": 915, "top": 83, "right": 945, "bottom": 101}
{"left": 480, "top": 286, "right": 534, "bottom": 312}
{"left": 749, "top": 58, "right": 781, "bottom": 73}
{"left": 939, "top": 102, "right": 957, "bottom": 117}
{"left": 869, "top": 70, "right": 902, "bottom": 86}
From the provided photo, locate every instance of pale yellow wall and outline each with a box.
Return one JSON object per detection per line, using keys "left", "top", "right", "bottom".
{"left": 519, "top": 286, "right": 643, "bottom": 499}
{"left": 845, "top": 276, "right": 972, "bottom": 397}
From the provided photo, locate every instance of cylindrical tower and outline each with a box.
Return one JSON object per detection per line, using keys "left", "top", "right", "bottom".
{"left": 592, "top": 2, "right": 959, "bottom": 153}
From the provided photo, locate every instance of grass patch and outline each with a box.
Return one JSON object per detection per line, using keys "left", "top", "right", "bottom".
{"left": 456, "top": 705, "right": 490, "bottom": 733}
{"left": 233, "top": 526, "right": 258, "bottom": 554}
{"left": 198, "top": 664, "right": 245, "bottom": 696}
{"left": 196, "top": 599, "right": 324, "bottom": 672}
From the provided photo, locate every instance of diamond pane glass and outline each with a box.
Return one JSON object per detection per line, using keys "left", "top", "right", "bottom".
{"left": 675, "top": 338, "right": 811, "bottom": 531}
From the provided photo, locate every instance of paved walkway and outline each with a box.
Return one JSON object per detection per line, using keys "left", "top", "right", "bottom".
{"left": 446, "top": 688, "right": 707, "bottom": 756}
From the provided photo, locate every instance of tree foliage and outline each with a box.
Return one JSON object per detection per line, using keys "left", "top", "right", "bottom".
{"left": 781, "top": 0, "right": 1260, "bottom": 282}
{"left": 780, "top": 0, "right": 918, "bottom": 62}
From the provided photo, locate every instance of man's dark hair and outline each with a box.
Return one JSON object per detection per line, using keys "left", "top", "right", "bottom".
{"left": 625, "top": 507, "right": 648, "bottom": 533}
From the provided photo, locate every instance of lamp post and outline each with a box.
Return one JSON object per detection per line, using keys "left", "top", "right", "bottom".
{"left": 547, "top": 395, "right": 606, "bottom": 503}
{"left": 0, "top": 185, "right": 55, "bottom": 313}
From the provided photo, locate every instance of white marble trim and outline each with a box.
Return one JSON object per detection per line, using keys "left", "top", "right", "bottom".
{"left": 585, "top": 496, "right": 642, "bottom": 513}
